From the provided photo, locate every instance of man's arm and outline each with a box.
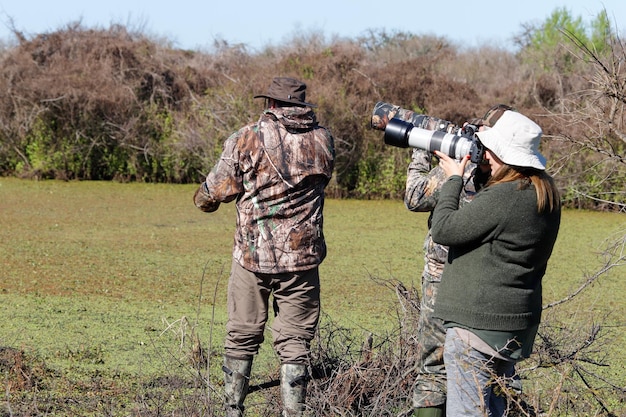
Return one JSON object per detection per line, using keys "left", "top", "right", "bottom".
{"left": 193, "top": 182, "right": 220, "bottom": 213}
{"left": 193, "top": 131, "right": 244, "bottom": 213}
{"left": 404, "top": 149, "right": 448, "bottom": 212}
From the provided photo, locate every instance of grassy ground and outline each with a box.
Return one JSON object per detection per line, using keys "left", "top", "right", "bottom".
{"left": 0, "top": 178, "right": 624, "bottom": 415}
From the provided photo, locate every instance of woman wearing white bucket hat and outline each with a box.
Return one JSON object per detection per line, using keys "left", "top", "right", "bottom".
{"left": 429, "top": 106, "right": 562, "bottom": 416}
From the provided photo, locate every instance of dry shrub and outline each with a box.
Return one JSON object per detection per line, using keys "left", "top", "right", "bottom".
{"left": 0, "top": 346, "right": 46, "bottom": 392}
{"left": 0, "top": 23, "right": 221, "bottom": 181}
{"left": 300, "top": 280, "right": 420, "bottom": 416}
{"left": 0, "top": 22, "right": 622, "bottom": 200}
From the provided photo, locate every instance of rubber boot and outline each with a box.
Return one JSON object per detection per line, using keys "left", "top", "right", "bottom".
{"left": 414, "top": 405, "right": 445, "bottom": 417}
{"left": 280, "top": 363, "right": 308, "bottom": 417}
{"left": 223, "top": 356, "right": 253, "bottom": 417}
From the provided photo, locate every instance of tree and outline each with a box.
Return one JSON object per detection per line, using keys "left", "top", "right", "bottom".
{"left": 516, "top": 8, "right": 616, "bottom": 111}
{"left": 548, "top": 13, "right": 626, "bottom": 211}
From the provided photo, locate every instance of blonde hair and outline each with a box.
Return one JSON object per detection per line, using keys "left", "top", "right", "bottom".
{"left": 488, "top": 165, "right": 561, "bottom": 213}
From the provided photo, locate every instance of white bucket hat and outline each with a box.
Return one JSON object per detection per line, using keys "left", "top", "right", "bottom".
{"left": 476, "top": 110, "right": 546, "bottom": 170}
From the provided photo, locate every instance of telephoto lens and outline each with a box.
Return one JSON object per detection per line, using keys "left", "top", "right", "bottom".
{"left": 384, "top": 118, "right": 485, "bottom": 163}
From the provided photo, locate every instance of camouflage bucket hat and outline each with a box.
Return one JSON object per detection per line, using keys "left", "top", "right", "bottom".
{"left": 480, "top": 104, "right": 513, "bottom": 127}
{"left": 254, "top": 77, "right": 316, "bottom": 107}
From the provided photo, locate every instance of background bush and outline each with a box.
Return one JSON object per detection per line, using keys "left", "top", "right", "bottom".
{"left": 0, "top": 10, "right": 624, "bottom": 210}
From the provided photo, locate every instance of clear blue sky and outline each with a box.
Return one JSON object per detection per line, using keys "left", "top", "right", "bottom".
{"left": 0, "top": 0, "right": 624, "bottom": 52}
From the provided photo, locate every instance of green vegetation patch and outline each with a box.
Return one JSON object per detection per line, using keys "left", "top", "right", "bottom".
{"left": 0, "top": 178, "right": 624, "bottom": 415}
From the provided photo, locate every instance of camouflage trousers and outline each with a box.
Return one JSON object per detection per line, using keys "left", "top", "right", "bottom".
{"left": 413, "top": 272, "right": 447, "bottom": 408}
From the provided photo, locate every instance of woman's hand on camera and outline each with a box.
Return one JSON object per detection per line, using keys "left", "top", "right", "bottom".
{"left": 434, "top": 151, "right": 470, "bottom": 179}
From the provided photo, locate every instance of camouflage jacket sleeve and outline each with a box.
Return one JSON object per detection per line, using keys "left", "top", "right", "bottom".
{"left": 405, "top": 150, "right": 486, "bottom": 213}
{"left": 193, "top": 128, "right": 246, "bottom": 212}
{"left": 404, "top": 149, "right": 447, "bottom": 212}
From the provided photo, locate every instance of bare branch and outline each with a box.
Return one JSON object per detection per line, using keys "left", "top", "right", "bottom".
{"left": 545, "top": 231, "right": 626, "bottom": 309}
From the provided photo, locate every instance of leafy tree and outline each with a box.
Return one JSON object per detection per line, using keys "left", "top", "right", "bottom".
{"left": 516, "top": 8, "right": 619, "bottom": 112}
{"left": 519, "top": 7, "right": 584, "bottom": 72}
{"left": 589, "top": 9, "right": 613, "bottom": 55}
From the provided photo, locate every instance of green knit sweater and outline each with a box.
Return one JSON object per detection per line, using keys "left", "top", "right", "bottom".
{"left": 431, "top": 175, "right": 561, "bottom": 332}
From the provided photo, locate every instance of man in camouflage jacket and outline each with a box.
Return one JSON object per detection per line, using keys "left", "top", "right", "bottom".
{"left": 194, "top": 77, "right": 335, "bottom": 417}
{"left": 406, "top": 146, "right": 486, "bottom": 417}
{"left": 373, "top": 103, "right": 502, "bottom": 417}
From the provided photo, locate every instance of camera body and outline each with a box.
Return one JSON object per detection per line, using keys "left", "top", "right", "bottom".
{"left": 370, "top": 101, "right": 485, "bottom": 164}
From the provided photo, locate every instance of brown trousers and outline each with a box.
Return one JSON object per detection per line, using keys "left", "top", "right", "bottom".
{"left": 224, "top": 259, "right": 320, "bottom": 364}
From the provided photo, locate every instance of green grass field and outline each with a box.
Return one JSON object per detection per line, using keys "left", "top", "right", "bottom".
{"left": 1, "top": 178, "right": 624, "bottom": 415}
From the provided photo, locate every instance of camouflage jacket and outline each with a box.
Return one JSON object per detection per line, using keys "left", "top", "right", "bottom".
{"left": 402, "top": 115, "right": 489, "bottom": 281}
{"left": 194, "top": 106, "right": 335, "bottom": 274}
